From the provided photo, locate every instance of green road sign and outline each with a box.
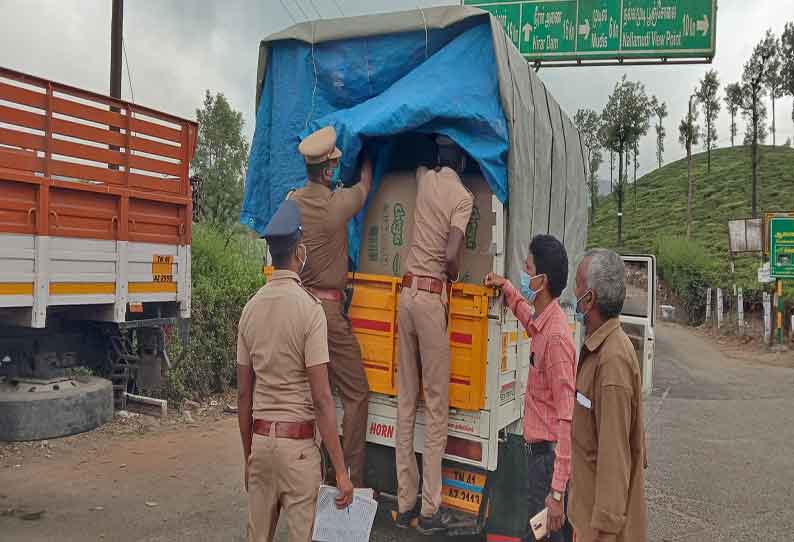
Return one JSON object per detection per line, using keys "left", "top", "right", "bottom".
{"left": 463, "top": 0, "right": 716, "bottom": 63}
{"left": 770, "top": 217, "right": 794, "bottom": 279}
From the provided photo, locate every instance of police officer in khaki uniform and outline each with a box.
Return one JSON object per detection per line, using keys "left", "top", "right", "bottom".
{"left": 237, "top": 200, "right": 353, "bottom": 542}
{"left": 290, "top": 126, "right": 372, "bottom": 488}
{"left": 395, "top": 136, "right": 474, "bottom": 535}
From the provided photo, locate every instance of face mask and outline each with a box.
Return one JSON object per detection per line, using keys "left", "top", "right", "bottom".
{"left": 575, "top": 289, "right": 592, "bottom": 323}
{"left": 324, "top": 163, "right": 341, "bottom": 187}
{"left": 520, "top": 272, "right": 543, "bottom": 302}
{"left": 297, "top": 244, "right": 308, "bottom": 274}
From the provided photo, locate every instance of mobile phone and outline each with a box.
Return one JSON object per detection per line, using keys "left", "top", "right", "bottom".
{"left": 530, "top": 507, "right": 548, "bottom": 540}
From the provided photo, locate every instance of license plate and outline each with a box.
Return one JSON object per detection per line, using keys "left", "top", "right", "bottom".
{"left": 441, "top": 467, "right": 486, "bottom": 514}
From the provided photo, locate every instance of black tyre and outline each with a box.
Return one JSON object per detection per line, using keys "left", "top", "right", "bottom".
{"left": 0, "top": 377, "right": 113, "bottom": 441}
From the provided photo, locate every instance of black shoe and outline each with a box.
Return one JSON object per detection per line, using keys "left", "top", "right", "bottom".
{"left": 395, "top": 504, "right": 419, "bottom": 529}
{"left": 417, "top": 509, "right": 452, "bottom": 535}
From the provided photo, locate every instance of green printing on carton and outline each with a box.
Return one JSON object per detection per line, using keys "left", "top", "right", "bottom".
{"left": 465, "top": 206, "right": 480, "bottom": 250}
{"left": 390, "top": 203, "right": 406, "bottom": 247}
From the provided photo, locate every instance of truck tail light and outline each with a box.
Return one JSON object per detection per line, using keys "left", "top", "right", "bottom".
{"left": 445, "top": 436, "right": 482, "bottom": 461}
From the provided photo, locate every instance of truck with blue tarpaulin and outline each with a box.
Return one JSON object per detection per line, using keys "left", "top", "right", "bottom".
{"left": 242, "top": 6, "right": 593, "bottom": 539}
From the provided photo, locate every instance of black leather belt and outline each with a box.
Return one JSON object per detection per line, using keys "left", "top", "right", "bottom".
{"left": 524, "top": 440, "right": 555, "bottom": 456}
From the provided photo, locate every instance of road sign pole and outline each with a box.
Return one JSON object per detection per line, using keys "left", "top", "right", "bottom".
{"left": 776, "top": 279, "right": 783, "bottom": 345}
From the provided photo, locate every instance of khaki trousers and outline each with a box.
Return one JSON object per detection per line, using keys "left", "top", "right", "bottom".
{"left": 396, "top": 286, "right": 450, "bottom": 517}
{"left": 321, "top": 299, "right": 369, "bottom": 487}
{"left": 247, "top": 432, "right": 322, "bottom": 542}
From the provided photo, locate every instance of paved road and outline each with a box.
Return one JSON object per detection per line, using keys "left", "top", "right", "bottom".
{"left": 644, "top": 324, "right": 794, "bottom": 541}
{"left": 2, "top": 323, "right": 793, "bottom": 541}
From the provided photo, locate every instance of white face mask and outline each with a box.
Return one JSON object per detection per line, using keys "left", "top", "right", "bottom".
{"left": 297, "top": 243, "right": 308, "bottom": 273}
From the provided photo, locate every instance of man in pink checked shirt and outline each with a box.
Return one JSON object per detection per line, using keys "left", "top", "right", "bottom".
{"left": 485, "top": 235, "right": 575, "bottom": 542}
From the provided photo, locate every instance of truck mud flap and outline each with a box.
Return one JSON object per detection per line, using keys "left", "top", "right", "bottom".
{"left": 483, "top": 433, "right": 530, "bottom": 540}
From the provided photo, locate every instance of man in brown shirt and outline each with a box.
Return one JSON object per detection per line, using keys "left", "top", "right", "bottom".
{"left": 395, "top": 136, "right": 474, "bottom": 535}
{"left": 237, "top": 200, "right": 353, "bottom": 542}
{"left": 290, "top": 126, "right": 372, "bottom": 488}
{"left": 569, "top": 248, "right": 647, "bottom": 542}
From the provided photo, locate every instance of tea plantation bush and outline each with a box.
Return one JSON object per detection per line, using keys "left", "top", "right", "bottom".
{"left": 653, "top": 235, "right": 717, "bottom": 325}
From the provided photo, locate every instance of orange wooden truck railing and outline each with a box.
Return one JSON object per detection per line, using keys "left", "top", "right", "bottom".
{"left": 0, "top": 66, "right": 198, "bottom": 246}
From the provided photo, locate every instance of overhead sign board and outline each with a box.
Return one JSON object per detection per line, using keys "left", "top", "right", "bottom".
{"left": 464, "top": 0, "right": 717, "bottom": 65}
{"left": 770, "top": 217, "right": 794, "bottom": 279}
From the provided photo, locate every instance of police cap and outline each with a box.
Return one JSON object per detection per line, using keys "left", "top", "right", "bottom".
{"left": 263, "top": 199, "right": 302, "bottom": 252}
{"left": 299, "top": 126, "right": 342, "bottom": 165}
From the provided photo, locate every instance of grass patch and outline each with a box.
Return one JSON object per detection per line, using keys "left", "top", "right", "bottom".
{"left": 162, "top": 224, "right": 266, "bottom": 403}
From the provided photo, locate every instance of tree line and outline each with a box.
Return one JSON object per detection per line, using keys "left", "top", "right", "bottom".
{"left": 575, "top": 23, "right": 794, "bottom": 245}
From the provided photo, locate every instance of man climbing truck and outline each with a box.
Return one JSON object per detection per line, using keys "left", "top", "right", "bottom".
{"left": 245, "top": 6, "right": 656, "bottom": 539}
{"left": 0, "top": 66, "right": 196, "bottom": 441}
{"left": 291, "top": 125, "right": 373, "bottom": 489}
{"left": 395, "top": 136, "right": 474, "bottom": 535}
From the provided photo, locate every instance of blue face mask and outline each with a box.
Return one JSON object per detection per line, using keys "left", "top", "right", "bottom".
{"left": 520, "top": 272, "right": 543, "bottom": 302}
{"left": 575, "top": 289, "right": 592, "bottom": 323}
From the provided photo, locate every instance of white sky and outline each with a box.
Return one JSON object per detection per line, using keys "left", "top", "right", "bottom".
{"left": 1, "top": 0, "right": 792, "bottom": 192}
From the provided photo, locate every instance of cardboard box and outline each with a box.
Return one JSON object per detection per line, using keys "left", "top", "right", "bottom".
{"left": 458, "top": 174, "right": 496, "bottom": 285}
{"left": 359, "top": 171, "right": 416, "bottom": 277}
{"left": 358, "top": 171, "right": 495, "bottom": 284}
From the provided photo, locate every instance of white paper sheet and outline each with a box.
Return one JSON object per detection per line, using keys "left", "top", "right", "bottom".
{"left": 312, "top": 485, "right": 378, "bottom": 542}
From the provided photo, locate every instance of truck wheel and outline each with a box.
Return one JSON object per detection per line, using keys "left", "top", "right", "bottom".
{"left": 0, "top": 377, "right": 113, "bottom": 441}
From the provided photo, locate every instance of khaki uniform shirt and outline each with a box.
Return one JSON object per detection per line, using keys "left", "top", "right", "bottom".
{"left": 569, "top": 318, "right": 647, "bottom": 542}
{"left": 291, "top": 181, "right": 368, "bottom": 292}
{"left": 236, "top": 270, "right": 329, "bottom": 422}
{"left": 404, "top": 166, "right": 474, "bottom": 281}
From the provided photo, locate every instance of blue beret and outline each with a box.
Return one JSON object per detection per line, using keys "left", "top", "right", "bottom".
{"left": 264, "top": 199, "right": 302, "bottom": 247}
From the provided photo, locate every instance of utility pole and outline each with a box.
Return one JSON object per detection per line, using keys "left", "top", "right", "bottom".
{"left": 110, "top": 0, "right": 123, "bottom": 100}
{"left": 686, "top": 93, "right": 695, "bottom": 239}
{"left": 109, "top": 0, "right": 123, "bottom": 168}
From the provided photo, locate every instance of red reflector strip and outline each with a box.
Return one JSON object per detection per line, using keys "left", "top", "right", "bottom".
{"left": 450, "top": 376, "right": 470, "bottom": 385}
{"left": 350, "top": 318, "right": 391, "bottom": 332}
{"left": 500, "top": 382, "right": 514, "bottom": 391}
{"left": 445, "top": 435, "right": 483, "bottom": 461}
{"left": 450, "top": 332, "right": 472, "bottom": 345}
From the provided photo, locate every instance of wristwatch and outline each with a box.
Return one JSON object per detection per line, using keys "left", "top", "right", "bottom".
{"left": 551, "top": 490, "right": 564, "bottom": 502}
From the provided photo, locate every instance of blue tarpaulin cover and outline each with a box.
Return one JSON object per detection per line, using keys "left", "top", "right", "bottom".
{"left": 242, "top": 6, "right": 587, "bottom": 299}
{"left": 241, "top": 22, "right": 509, "bottom": 269}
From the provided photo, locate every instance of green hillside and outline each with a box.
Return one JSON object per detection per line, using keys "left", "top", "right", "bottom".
{"left": 588, "top": 145, "right": 794, "bottom": 290}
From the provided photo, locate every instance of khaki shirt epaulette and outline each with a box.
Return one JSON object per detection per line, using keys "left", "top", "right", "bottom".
{"left": 299, "top": 284, "right": 322, "bottom": 304}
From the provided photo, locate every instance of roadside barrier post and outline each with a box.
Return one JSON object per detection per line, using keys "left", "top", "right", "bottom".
{"left": 763, "top": 292, "right": 772, "bottom": 345}
{"left": 737, "top": 288, "right": 744, "bottom": 335}
{"left": 705, "top": 288, "right": 712, "bottom": 324}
